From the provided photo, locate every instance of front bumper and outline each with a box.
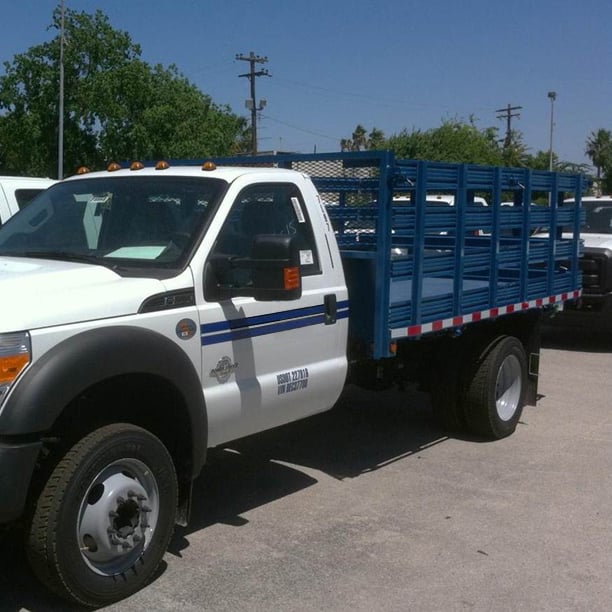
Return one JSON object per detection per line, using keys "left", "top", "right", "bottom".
{"left": 0, "top": 439, "right": 41, "bottom": 523}
{"left": 546, "top": 293, "right": 612, "bottom": 330}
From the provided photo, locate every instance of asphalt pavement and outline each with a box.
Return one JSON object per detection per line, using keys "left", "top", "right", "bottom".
{"left": 1, "top": 326, "right": 611, "bottom": 612}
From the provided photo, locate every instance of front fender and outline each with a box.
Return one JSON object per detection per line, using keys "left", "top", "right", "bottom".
{"left": 0, "top": 326, "right": 207, "bottom": 476}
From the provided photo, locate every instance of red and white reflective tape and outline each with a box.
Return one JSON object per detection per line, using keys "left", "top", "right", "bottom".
{"left": 392, "top": 289, "right": 582, "bottom": 339}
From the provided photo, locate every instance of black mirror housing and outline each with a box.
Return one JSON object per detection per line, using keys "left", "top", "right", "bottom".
{"left": 205, "top": 234, "right": 302, "bottom": 302}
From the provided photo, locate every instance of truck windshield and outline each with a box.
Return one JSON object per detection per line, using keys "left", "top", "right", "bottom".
{"left": 584, "top": 205, "right": 612, "bottom": 234}
{"left": 0, "top": 175, "right": 227, "bottom": 277}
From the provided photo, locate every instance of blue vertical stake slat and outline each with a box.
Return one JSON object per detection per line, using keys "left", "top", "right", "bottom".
{"left": 453, "top": 165, "right": 467, "bottom": 314}
{"left": 547, "top": 172, "right": 559, "bottom": 296}
{"left": 411, "top": 161, "right": 427, "bottom": 326}
{"left": 373, "top": 151, "right": 394, "bottom": 358}
{"left": 489, "top": 167, "right": 502, "bottom": 306}
{"left": 520, "top": 169, "right": 532, "bottom": 301}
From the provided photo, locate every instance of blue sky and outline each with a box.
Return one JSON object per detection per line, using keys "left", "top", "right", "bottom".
{"left": 1, "top": 0, "right": 610, "bottom": 167}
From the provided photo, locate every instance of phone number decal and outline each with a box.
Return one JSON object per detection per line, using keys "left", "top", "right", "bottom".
{"left": 277, "top": 368, "right": 309, "bottom": 395}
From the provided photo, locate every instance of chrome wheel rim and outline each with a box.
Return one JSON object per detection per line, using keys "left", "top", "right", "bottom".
{"left": 77, "top": 458, "right": 160, "bottom": 576}
{"left": 495, "top": 354, "right": 522, "bottom": 421}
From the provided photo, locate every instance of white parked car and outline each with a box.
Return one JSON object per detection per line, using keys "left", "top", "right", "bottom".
{"left": 0, "top": 176, "right": 56, "bottom": 225}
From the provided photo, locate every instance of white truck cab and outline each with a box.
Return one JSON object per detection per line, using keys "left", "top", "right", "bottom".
{"left": 572, "top": 195, "right": 612, "bottom": 248}
{"left": 558, "top": 195, "right": 612, "bottom": 322}
{"left": 0, "top": 176, "right": 56, "bottom": 225}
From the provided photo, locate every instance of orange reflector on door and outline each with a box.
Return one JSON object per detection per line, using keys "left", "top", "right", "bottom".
{"left": 283, "top": 267, "right": 300, "bottom": 290}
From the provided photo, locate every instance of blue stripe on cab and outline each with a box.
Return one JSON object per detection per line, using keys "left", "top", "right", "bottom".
{"left": 201, "top": 301, "right": 349, "bottom": 345}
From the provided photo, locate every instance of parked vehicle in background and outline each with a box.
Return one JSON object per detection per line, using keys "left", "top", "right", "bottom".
{"left": 555, "top": 195, "right": 612, "bottom": 326}
{"left": 0, "top": 176, "right": 56, "bottom": 225}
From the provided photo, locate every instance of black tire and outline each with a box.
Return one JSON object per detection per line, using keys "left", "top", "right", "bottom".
{"left": 462, "top": 336, "right": 527, "bottom": 439}
{"left": 26, "top": 423, "right": 178, "bottom": 607}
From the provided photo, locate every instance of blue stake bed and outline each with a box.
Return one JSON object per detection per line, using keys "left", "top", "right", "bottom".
{"left": 207, "top": 151, "right": 586, "bottom": 359}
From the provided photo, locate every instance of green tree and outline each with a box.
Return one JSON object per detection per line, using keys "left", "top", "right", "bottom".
{"left": 524, "top": 150, "right": 590, "bottom": 175}
{"left": 340, "top": 124, "right": 385, "bottom": 151}
{"left": 386, "top": 118, "right": 504, "bottom": 165}
{"left": 585, "top": 129, "right": 612, "bottom": 191}
{"left": 0, "top": 8, "right": 248, "bottom": 177}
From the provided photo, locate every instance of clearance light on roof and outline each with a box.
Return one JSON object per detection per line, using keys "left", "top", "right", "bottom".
{"left": 76, "top": 166, "right": 90, "bottom": 175}
{"left": 107, "top": 162, "right": 121, "bottom": 172}
{"left": 201, "top": 161, "right": 216, "bottom": 171}
{"left": 155, "top": 160, "right": 170, "bottom": 170}
{"left": 130, "top": 161, "right": 144, "bottom": 171}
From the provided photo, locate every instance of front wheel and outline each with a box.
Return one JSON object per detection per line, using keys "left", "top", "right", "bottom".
{"left": 26, "top": 423, "right": 178, "bottom": 607}
{"left": 463, "top": 336, "right": 527, "bottom": 439}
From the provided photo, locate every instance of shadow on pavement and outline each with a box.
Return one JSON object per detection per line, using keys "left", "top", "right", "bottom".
{"left": 172, "top": 385, "right": 447, "bottom": 542}
{"left": 542, "top": 323, "right": 612, "bottom": 353}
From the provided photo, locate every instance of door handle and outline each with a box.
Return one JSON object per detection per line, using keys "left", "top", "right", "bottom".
{"left": 324, "top": 294, "right": 337, "bottom": 325}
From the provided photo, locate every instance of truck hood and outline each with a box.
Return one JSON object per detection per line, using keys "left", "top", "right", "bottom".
{"left": 0, "top": 257, "right": 165, "bottom": 332}
{"left": 579, "top": 233, "right": 612, "bottom": 249}
{"left": 533, "top": 231, "right": 612, "bottom": 250}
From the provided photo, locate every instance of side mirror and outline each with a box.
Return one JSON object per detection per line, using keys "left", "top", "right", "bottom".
{"left": 249, "top": 234, "right": 302, "bottom": 301}
{"left": 205, "top": 234, "right": 302, "bottom": 302}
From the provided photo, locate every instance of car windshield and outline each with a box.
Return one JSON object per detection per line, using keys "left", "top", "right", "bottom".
{"left": 583, "top": 204, "right": 612, "bottom": 234}
{"left": 0, "top": 175, "right": 227, "bottom": 277}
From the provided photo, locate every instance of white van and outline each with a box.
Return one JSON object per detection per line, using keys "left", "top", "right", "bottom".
{"left": 0, "top": 176, "right": 56, "bottom": 225}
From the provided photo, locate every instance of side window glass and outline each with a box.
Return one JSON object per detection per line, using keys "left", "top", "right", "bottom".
{"left": 205, "top": 182, "right": 320, "bottom": 300}
{"left": 15, "top": 189, "right": 45, "bottom": 209}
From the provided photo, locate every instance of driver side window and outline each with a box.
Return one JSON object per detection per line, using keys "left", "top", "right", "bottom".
{"left": 205, "top": 182, "right": 320, "bottom": 300}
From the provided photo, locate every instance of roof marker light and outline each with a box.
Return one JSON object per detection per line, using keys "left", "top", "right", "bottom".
{"left": 107, "top": 162, "right": 121, "bottom": 172}
{"left": 130, "top": 161, "right": 144, "bottom": 171}
{"left": 201, "top": 161, "right": 216, "bottom": 171}
{"left": 155, "top": 160, "right": 170, "bottom": 170}
{"left": 76, "top": 166, "right": 90, "bottom": 175}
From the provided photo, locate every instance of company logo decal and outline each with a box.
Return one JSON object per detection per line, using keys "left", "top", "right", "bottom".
{"left": 176, "top": 318, "right": 197, "bottom": 340}
{"left": 210, "top": 356, "right": 239, "bottom": 383}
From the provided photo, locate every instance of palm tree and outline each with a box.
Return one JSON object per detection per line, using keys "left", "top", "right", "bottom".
{"left": 585, "top": 129, "right": 612, "bottom": 180}
{"left": 340, "top": 125, "right": 385, "bottom": 151}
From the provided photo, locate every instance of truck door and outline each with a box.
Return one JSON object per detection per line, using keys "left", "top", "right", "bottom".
{"left": 199, "top": 180, "right": 348, "bottom": 446}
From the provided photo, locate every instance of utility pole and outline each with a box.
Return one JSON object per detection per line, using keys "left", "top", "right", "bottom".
{"left": 236, "top": 52, "right": 270, "bottom": 154}
{"left": 547, "top": 91, "right": 557, "bottom": 171}
{"left": 57, "top": 0, "right": 65, "bottom": 179}
{"left": 495, "top": 103, "right": 522, "bottom": 149}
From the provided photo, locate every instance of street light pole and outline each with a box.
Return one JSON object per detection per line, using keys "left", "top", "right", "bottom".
{"left": 547, "top": 91, "right": 557, "bottom": 171}
{"left": 58, "top": 0, "right": 65, "bottom": 179}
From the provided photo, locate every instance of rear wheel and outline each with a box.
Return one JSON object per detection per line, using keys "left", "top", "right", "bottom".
{"left": 463, "top": 336, "right": 527, "bottom": 439}
{"left": 26, "top": 423, "right": 177, "bottom": 607}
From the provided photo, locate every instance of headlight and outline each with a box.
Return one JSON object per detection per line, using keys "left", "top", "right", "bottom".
{"left": 0, "top": 332, "right": 31, "bottom": 403}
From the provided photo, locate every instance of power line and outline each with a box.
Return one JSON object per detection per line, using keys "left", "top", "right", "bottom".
{"left": 236, "top": 51, "right": 270, "bottom": 154}
{"left": 259, "top": 113, "right": 343, "bottom": 142}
